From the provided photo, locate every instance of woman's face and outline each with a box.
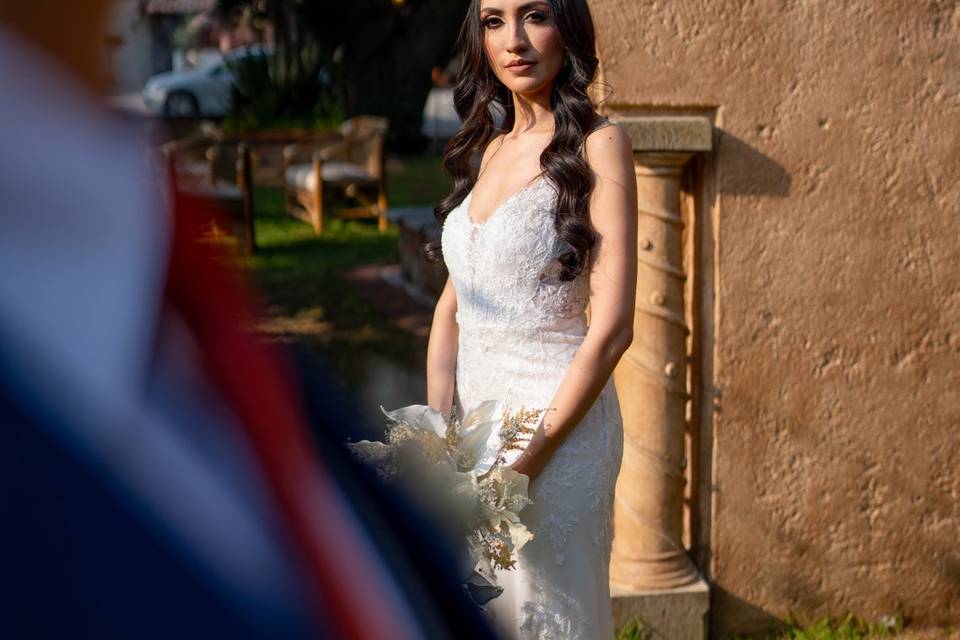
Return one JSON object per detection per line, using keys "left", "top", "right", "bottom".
{"left": 479, "top": 0, "right": 564, "bottom": 96}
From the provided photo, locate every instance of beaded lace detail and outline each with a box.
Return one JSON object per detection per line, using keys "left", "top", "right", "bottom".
{"left": 440, "top": 174, "right": 623, "bottom": 638}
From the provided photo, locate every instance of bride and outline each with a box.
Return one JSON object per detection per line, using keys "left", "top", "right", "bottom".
{"left": 424, "top": 0, "right": 637, "bottom": 637}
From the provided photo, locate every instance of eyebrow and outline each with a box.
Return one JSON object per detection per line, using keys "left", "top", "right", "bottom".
{"left": 480, "top": 1, "right": 550, "bottom": 16}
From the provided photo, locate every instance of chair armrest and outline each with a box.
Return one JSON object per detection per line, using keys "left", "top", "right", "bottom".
{"left": 283, "top": 131, "right": 344, "bottom": 165}
{"left": 313, "top": 128, "right": 383, "bottom": 164}
{"left": 161, "top": 134, "right": 221, "bottom": 187}
{"left": 311, "top": 137, "right": 353, "bottom": 163}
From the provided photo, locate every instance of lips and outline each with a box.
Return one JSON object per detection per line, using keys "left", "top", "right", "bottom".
{"left": 505, "top": 59, "right": 537, "bottom": 73}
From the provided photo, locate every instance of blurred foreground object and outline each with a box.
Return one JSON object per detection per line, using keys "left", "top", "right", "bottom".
{"left": 0, "top": 9, "right": 497, "bottom": 639}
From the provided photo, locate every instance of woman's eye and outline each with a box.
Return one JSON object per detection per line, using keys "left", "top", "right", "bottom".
{"left": 482, "top": 11, "right": 546, "bottom": 29}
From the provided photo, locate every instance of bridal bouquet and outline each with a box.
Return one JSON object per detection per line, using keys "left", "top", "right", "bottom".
{"left": 346, "top": 400, "right": 547, "bottom": 604}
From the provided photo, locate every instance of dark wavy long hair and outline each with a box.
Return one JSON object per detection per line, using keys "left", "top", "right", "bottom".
{"left": 423, "top": 0, "right": 605, "bottom": 281}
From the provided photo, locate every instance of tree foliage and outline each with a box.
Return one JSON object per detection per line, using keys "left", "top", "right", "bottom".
{"left": 216, "top": 0, "right": 469, "bottom": 146}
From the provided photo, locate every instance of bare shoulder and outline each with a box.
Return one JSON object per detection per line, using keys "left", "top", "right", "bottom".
{"left": 583, "top": 119, "right": 637, "bottom": 229}
{"left": 584, "top": 119, "right": 633, "bottom": 179}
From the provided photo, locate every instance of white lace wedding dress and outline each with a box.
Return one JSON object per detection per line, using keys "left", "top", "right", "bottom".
{"left": 441, "top": 172, "right": 624, "bottom": 639}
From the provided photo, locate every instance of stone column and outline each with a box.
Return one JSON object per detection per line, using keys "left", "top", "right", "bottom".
{"left": 610, "top": 117, "right": 713, "bottom": 593}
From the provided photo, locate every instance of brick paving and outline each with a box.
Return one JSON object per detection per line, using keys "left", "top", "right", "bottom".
{"left": 337, "top": 263, "right": 435, "bottom": 340}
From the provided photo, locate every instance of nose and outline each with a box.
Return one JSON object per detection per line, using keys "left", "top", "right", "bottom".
{"left": 505, "top": 17, "right": 529, "bottom": 53}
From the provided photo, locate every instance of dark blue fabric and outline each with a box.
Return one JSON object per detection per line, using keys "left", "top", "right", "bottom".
{"left": 0, "top": 318, "right": 502, "bottom": 640}
{"left": 0, "top": 366, "right": 320, "bottom": 640}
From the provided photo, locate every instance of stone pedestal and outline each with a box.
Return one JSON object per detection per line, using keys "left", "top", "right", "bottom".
{"left": 612, "top": 578, "right": 711, "bottom": 640}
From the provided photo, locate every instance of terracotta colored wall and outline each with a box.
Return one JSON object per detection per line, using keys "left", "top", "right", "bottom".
{"left": 591, "top": 0, "right": 960, "bottom": 634}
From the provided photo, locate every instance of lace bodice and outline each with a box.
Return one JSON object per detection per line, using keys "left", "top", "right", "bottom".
{"left": 441, "top": 174, "right": 589, "bottom": 339}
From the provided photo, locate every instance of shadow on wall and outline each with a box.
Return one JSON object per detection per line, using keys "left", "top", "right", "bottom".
{"left": 715, "top": 131, "right": 791, "bottom": 198}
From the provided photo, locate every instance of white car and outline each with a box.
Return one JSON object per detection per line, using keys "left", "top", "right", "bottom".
{"left": 142, "top": 45, "right": 272, "bottom": 118}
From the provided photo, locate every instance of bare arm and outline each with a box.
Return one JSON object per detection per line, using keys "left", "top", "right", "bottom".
{"left": 511, "top": 123, "right": 638, "bottom": 483}
{"left": 426, "top": 275, "right": 459, "bottom": 417}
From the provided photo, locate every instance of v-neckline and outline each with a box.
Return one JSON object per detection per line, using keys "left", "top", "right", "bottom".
{"left": 465, "top": 173, "right": 546, "bottom": 228}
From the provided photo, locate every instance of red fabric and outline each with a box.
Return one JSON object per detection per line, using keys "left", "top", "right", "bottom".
{"left": 161, "top": 189, "right": 419, "bottom": 639}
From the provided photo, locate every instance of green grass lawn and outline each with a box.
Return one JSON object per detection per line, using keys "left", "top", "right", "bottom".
{"left": 386, "top": 154, "right": 453, "bottom": 206}
{"left": 233, "top": 154, "right": 447, "bottom": 392}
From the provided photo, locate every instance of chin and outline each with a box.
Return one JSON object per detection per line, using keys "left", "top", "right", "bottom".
{"left": 503, "top": 76, "right": 553, "bottom": 96}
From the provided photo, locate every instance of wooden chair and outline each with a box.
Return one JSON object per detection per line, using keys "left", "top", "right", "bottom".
{"left": 283, "top": 116, "right": 389, "bottom": 235}
{"left": 162, "top": 135, "right": 257, "bottom": 253}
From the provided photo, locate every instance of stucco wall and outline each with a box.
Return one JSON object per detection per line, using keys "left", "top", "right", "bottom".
{"left": 591, "top": 0, "right": 960, "bottom": 634}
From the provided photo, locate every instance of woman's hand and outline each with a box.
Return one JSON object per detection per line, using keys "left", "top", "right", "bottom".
{"left": 508, "top": 417, "right": 560, "bottom": 485}
{"left": 509, "top": 450, "right": 548, "bottom": 485}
